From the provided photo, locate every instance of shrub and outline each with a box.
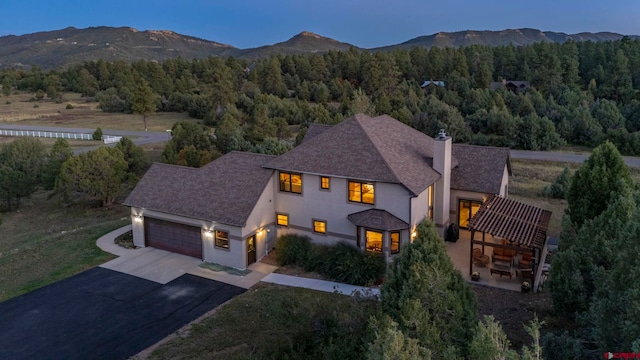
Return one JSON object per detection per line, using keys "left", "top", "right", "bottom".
{"left": 275, "top": 236, "right": 385, "bottom": 286}
{"left": 66, "top": 103, "right": 74, "bottom": 109}
{"left": 542, "top": 331, "right": 585, "bottom": 360}
{"left": 92, "top": 127, "right": 103, "bottom": 141}
{"left": 275, "top": 234, "right": 312, "bottom": 266}
{"left": 33, "top": 104, "right": 39, "bottom": 108}
{"left": 543, "top": 165, "right": 571, "bottom": 199}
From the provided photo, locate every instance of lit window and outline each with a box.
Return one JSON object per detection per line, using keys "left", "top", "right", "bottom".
{"left": 365, "top": 230, "right": 383, "bottom": 253}
{"left": 391, "top": 231, "right": 400, "bottom": 254}
{"left": 320, "top": 176, "right": 330, "bottom": 190}
{"left": 313, "top": 220, "right": 326, "bottom": 234}
{"left": 276, "top": 213, "right": 289, "bottom": 227}
{"left": 349, "top": 180, "right": 374, "bottom": 204}
{"left": 279, "top": 172, "right": 302, "bottom": 194}
{"left": 215, "top": 230, "right": 229, "bottom": 249}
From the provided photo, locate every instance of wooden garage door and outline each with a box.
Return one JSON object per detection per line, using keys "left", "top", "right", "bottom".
{"left": 144, "top": 217, "right": 202, "bottom": 259}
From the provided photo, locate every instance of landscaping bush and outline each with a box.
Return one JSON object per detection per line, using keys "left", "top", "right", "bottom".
{"left": 66, "top": 103, "right": 74, "bottom": 109}
{"left": 275, "top": 234, "right": 312, "bottom": 266}
{"left": 276, "top": 236, "right": 386, "bottom": 286}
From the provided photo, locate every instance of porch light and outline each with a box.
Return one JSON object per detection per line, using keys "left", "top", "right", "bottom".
{"left": 204, "top": 229, "right": 214, "bottom": 238}
{"left": 411, "top": 231, "right": 418, "bottom": 239}
{"left": 257, "top": 228, "right": 264, "bottom": 236}
{"left": 133, "top": 215, "right": 143, "bottom": 222}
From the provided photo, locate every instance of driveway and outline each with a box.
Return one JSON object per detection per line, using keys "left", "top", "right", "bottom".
{"left": 0, "top": 267, "right": 245, "bottom": 360}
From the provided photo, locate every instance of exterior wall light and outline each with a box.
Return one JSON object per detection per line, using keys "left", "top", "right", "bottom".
{"left": 204, "top": 229, "right": 214, "bottom": 238}
{"left": 134, "top": 215, "right": 143, "bottom": 222}
{"left": 257, "top": 228, "right": 265, "bottom": 236}
{"left": 411, "top": 231, "right": 418, "bottom": 239}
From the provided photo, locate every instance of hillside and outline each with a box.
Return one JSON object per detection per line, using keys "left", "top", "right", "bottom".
{"left": 238, "top": 31, "right": 358, "bottom": 59}
{"left": 373, "top": 28, "right": 638, "bottom": 51}
{"left": 0, "top": 26, "right": 638, "bottom": 68}
{"left": 0, "top": 26, "right": 236, "bottom": 68}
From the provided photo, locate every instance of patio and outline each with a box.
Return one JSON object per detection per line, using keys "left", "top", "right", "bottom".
{"left": 446, "top": 195, "right": 552, "bottom": 293}
{"left": 447, "top": 230, "right": 522, "bottom": 292}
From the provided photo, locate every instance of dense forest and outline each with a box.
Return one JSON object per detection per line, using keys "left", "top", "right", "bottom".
{"left": 2, "top": 38, "right": 640, "bottom": 162}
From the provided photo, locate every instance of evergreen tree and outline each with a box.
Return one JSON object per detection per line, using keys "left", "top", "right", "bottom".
{"left": 42, "top": 138, "right": 73, "bottom": 191}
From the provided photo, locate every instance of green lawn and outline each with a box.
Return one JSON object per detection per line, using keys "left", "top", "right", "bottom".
{"left": 148, "top": 283, "right": 378, "bottom": 360}
{"left": 0, "top": 191, "right": 129, "bottom": 301}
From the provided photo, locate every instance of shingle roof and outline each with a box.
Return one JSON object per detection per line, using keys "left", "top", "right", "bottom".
{"left": 301, "top": 124, "right": 334, "bottom": 144}
{"left": 450, "top": 144, "right": 511, "bottom": 194}
{"left": 347, "top": 209, "right": 409, "bottom": 231}
{"left": 468, "top": 195, "right": 551, "bottom": 249}
{"left": 264, "top": 114, "right": 457, "bottom": 195}
{"left": 123, "top": 152, "right": 276, "bottom": 227}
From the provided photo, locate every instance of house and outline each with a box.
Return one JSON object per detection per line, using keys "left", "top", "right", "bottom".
{"left": 490, "top": 80, "right": 531, "bottom": 94}
{"left": 124, "top": 114, "right": 511, "bottom": 270}
{"left": 420, "top": 80, "right": 446, "bottom": 88}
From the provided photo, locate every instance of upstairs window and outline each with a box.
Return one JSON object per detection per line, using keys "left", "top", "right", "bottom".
{"left": 348, "top": 180, "right": 374, "bottom": 204}
{"left": 279, "top": 172, "right": 302, "bottom": 194}
{"left": 320, "top": 176, "right": 330, "bottom": 190}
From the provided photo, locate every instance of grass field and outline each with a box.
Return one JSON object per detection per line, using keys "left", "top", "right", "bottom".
{"left": 0, "top": 136, "right": 104, "bottom": 151}
{"left": 0, "top": 92, "right": 196, "bottom": 131}
{"left": 0, "top": 191, "right": 129, "bottom": 301}
{"left": 145, "top": 283, "right": 377, "bottom": 360}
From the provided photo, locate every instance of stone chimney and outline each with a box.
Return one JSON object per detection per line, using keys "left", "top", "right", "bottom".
{"left": 433, "top": 129, "right": 451, "bottom": 237}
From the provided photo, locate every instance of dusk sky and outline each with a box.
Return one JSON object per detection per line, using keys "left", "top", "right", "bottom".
{"left": 0, "top": 1, "right": 638, "bottom": 48}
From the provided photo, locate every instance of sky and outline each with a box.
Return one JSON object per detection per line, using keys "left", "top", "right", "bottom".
{"left": 0, "top": 1, "right": 638, "bottom": 49}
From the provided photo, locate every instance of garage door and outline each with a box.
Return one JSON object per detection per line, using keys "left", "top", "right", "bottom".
{"left": 144, "top": 217, "right": 203, "bottom": 259}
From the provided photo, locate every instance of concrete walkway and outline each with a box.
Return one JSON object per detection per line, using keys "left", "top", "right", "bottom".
{"left": 261, "top": 273, "right": 380, "bottom": 298}
{"left": 96, "top": 225, "right": 277, "bottom": 288}
{"left": 97, "top": 225, "right": 380, "bottom": 297}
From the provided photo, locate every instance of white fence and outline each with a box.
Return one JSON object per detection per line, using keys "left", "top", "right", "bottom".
{"left": 0, "top": 129, "right": 93, "bottom": 140}
{"left": 103, "top": 136, "right": 122, "bottom": 144}
{"left": 0, "top": 129, "right": 123, "bottom": 145}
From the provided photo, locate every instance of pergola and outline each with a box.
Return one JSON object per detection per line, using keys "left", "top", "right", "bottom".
{"left": 468, "top": 195, "right": 551, "bottom": 291}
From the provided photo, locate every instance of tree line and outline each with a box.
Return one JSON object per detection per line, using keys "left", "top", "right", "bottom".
{"left": 1, "top": 38, "right": 640, "bottom": 163}
{"left": 0, "top": 137, "right": 148, "bottom": 211}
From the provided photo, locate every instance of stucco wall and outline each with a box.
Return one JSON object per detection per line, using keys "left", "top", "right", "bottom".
{"left": 242, "top": 177, "right": 276, "bottom": 262}
{"left": 410, "top": 184, "right": 433, "bottom": 230}
{"left": 129, "top": 207, "right": 247, "bottom": 269}
{"left": 273, "top": 173, "right": 412, "bottom": 245}
{"left": 500, "top": 164, "right": 509, "bottom": 197}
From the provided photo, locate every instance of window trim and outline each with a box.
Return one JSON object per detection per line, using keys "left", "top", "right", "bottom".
{"left": 214, "top": 230, "right": 230, "bottom": 250}
{"left": 313, "top": 219, "right": 327, "bottom": 234}
{"left": 279, "top": 171, "right": 302, "bottom": 194}
{"left": 348, "top": 180, "right": 375, "bottom": 205}
{"left": 320, "top": 176, "right": 330, "bottom": 191}
{"left": 276, "top": 213, "right": 289, "bottom": 227}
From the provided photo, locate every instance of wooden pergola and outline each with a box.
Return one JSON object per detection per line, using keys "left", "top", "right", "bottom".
{"left": 468, "top": 195, "right": 552, "bottom": 291}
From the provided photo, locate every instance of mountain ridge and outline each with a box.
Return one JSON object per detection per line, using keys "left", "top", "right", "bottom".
{"left": 0, "top": 26, "right": 637, "bottom": 68}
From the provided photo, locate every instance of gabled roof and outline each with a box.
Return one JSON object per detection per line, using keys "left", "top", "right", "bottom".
{"left": 124, "top": 152, "right": 276, "bottom": 227}
{"left": 348, "top": 209, "right": 409, "bottom": 231}
{"left": 451, "top": 144, "right": 511, "bottom": 194}
{"left": 264, "top": 114, "right": 457, "bottom": 195}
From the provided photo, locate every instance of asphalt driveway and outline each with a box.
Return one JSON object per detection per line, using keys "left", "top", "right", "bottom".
{"left": 0, "top": 267, "right": 245, "bottom": 360}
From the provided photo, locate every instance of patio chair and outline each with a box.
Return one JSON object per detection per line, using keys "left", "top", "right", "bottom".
{"left": 473, "top": 248, "right": 489, "bottom": 267}
{"left": 519, "top": 252, "right": 532, "bottom": 268}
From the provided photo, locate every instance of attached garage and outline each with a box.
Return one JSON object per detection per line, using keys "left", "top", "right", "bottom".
{"left": 144, "top": 217, "right": 203, "bottom": 259}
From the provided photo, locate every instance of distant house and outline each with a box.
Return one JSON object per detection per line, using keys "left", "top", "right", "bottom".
{"left": 125, "top": 114, "right": 511, "bottom": 270}
{"left": 421, "top": 80, "right": 446, "bottom": 88}
{"left": 490, "top": 80, "right": 530, "bottom": 94}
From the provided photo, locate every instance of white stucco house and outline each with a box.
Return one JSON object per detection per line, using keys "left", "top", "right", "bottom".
{"left": 124, "top": 114, "right": 511, "bottom": 269}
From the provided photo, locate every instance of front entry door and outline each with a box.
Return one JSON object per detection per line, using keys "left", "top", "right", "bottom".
{"left": 247, "top": 235, "right": 256, "bottom": 266}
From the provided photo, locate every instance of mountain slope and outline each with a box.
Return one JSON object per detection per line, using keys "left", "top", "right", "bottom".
{"left": 0, "top": 26, "right": 237, "bottom": 68}
{"left": 373, "top": 28, "right": 638, "bottom": 51}
{"left": 0, "top": 26, "right": 638, "bottom": 69}
{"left": 238, "top": 31, "right": 358, "bottom": 59}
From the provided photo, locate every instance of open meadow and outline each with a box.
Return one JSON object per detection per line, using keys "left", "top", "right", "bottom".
{"left": 0, "top": 92, "right": 195, "bottom": 131}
